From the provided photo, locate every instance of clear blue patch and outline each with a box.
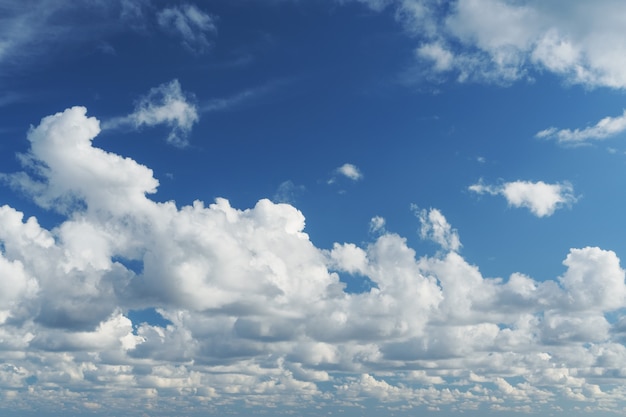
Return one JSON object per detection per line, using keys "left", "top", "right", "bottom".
{"left": 337, "top": 272, "right": 378, "bottom": 294}
{"left": 127, "top": 308, "right": 172, "bottom": 331}
{"left": 112, "top": 256, "right": 144, "bottom": 274}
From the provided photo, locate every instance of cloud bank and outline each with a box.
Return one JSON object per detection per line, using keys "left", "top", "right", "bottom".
{"left": 355, "top": 0, "right": 626, "bottom": 88}
{"left": 469, "top": 180, "right": 577, "bottom": 217}
{"left": 1, "top": 107, "right": 626, "bottom": 415}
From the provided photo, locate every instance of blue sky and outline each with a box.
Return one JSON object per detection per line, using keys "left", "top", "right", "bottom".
{"left": 3, "top": 0, "right": 626, "bottom": 416}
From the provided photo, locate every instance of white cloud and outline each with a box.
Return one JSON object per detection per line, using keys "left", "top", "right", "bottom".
{"left": 103, "top": 80, "right": 199, "bottom": 147}
{"left": 416, "top": 42, "right": 454, "bottom": 71}
{"left": 336, "top": 163, "right": 363, "bottom": 181}
{"left": 4, "top": 106, "right": 626, "bottom": 413}
{"left": 415, "top": 207, "right": 461, "bottom": 252}
{"left": 354, "top": 0, "right": 626, "bottom": 88}
{"left": 536, "top": 110, "right": 626, "bottom": 144}
{"left": 469, "top": 180, "right": 577, "bottom": 217}
{"left": 157, "top": 3, "right": 217, "bottom": 53}
{"left": 369, "top": 216, "right": 386, "bottom": 233}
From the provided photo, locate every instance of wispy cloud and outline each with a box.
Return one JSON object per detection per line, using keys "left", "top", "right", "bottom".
{"left": 157, "top": 3, "right": 217, "bottom": 53}
{"left": 0, "top": 1, "right": 152, "bottom": 71}
{"left": 469, "top": 179, "right": 578, "bottom": 217}
{"left": 103, "top": 79, "right": 199, "bottom": 147}
{"left": 201, "top": 78, "right": 296, "bottom": 113}
{"left": 536, "top": 110, "right": 626, "bottom": 144}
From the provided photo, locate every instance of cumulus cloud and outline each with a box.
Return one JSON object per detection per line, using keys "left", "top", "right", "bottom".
{"left": 157, "top": 3, "right": 217, "bottom": 53}
{"left": 469, "top": 179, "right": 578, "bottom": 217}
{"left": 537, "top": 109, "right": 626, "bottom": 144}
{"left": 103, "top": 79, "right": 199, "bottom": 146}
{"left": 4, "top": 107, "right": 626, "bottom": 413}
{"left": 352, "top": 0, "right": 626, "bottom": 88}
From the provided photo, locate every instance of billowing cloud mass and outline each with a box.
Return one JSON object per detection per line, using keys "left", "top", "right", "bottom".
{"left": 103, "top": 79, "right": 199, "bottom": 147}
{"left": 157, "top": 3, "right": 216, "bottom": 53}
{"left": 537, "top": 109, "right": 626, "bottom": 144}
{"left": 469, "top": 180, "right": 577, "bottom": 217}
{"left": 356, "top": 0, "right": 626, "bottom": 88}
{"left": 2, "top": 107, "right": 626, "bottom": 415}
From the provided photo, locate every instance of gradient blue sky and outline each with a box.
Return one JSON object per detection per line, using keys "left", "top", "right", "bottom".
{"left": 2, "top": 1, "right": 626, "bottom": 416}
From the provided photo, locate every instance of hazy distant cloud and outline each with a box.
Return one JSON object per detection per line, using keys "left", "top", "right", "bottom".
{"left": 103, "top": 79, "right": 198, "bottom": 147}
{"left": 273, "top": 180, "right": 305, "bottom": 204}
{"left": 0, "top": 1, "right": 153, "bottom": 70}
{"left": 157, "top": 3, "right": 217, "bottom": 53}
{"left": 469, "top": 179, "right": 577, "bottom": 217}
{"left": 537, "top": 110, "right": 626, "bottom": 144}
{"left": 3, "top": 106, "right": 626, "bottom": 413}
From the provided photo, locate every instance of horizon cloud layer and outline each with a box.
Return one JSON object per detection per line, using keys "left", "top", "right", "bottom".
{"left": 2, "top": 107, "right": 626, "bottom": 414}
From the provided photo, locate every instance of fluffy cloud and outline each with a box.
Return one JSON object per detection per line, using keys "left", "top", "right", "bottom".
{"left": 157, "top": 3, "right": 217, "bottom": 53}
{"left": 469, "top": 179, "right": 577, "bottom": 217}
{"left": 3, "top": 107, "right": 626, "bottom": 414}
{"left": 537, "top": 109, "right": 626, "bottom": 144}
{"left": 415, "top": 207, "right": 461, "bottom": 252}
{"left": 336, "top": 163, "right": 363, "bottom": 181}
{"left": 103, "top": 79, "right": 199, "bottom": 146}
{"left": 355, "top": 0, "right": 626, "bottom": 88}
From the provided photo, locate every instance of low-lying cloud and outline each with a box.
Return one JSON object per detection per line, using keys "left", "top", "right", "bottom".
{"left": 1, "top": 107, "right": 625, "bottom": 414}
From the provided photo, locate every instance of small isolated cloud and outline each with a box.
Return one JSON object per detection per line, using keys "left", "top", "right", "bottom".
{"left": 414, "top": 206, "right": 461, "bottom": 252}
{"left": 337, "top": 163, "right": 363, "bottom": 181}
{"left": 328, "top": 163, "right": 363, "bottom": 187}
{"left": 536, "top": 110, "right": 626, "bottom": 144}
{"left": 157, "top": 3, "right": 217, "bottom": 53}
{"left": 369, "top": 216, "right": 386, "bottom": 234}
{"left": 103, "top": 79, "right": 198, "bottom": 147}
{"left": 469, "top": 180, "right": 578, "bottom": 217}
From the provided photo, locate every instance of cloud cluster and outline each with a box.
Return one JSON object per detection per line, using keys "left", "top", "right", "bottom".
{"left": 103, "top": 79, "right": 199, "bottom": 147}
{"left": 469, "top": 179, "right": 578, "bottom": 217}
{"left": 2, "top": 107, "right": 626, "bottom": 414}
{"left": 356, "top": 0, "right": 626, "bottom": 89}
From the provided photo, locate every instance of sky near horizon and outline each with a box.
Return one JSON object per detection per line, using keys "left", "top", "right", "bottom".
{"left": 2, "top": 0, "right": 626, "bottom": 416}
